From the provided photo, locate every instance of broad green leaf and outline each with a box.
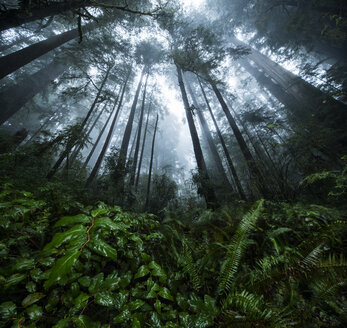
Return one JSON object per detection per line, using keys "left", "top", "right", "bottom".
{"left": 44, "top": 225, "right": 85, "bottom": 251}
{"left": 113, "top": 309, "right": 130, "bottom": 323}
{"left": 26, "top": 281, "right": 36, "bottom": 293}
{"left": 119, "top": 272, "right": 132, "bottom": 288}
{"left": 4, "top": 273, "right": 26, "bottom": 288}
{"left": 129, "top": 234, "right": 143, "bottom": 245}
{"left": 148, "top": 261, "right": 167, "bottom": 282}
{"left": 73, "top": 315, "right": 99, "bottom": 328}
{"left": 150, "top": 312, "right": 162, "bottom": 328}
{"left": 93, "top": 217, "right": 126, "bottom": 231}
{"left": 129, "top": 299, "right": 145, "bottom": 311}
{"left": 78, "top": 276, "right": 91, "bottom": 288}
{"left": 95, "top": 291, "right": 114, "bottom": 306}
{"left": 87, "top": 239, "right": 117, "bottom": 260}
{"left": 0, "top": 301, "right": 16, "bottom": 319}
{"left": 91, "top": 208, "right": 109, "bottom": 218}
{"left": 74, "top": 293, "right": 89, "bottom": 309}
{"left": 141, "top": 252, "right": 151, "bottom": 262}
{"left": 26, "top": 304, "right": 43, "bottom": 320}
{"left": 88, "top": 273, "right": 104, "bottom": 294}
{"left": 158, "top": 287, "right": 174, "bottom": 301}
{"left": 132, "top": 317, "right": 141, "bottom": 328}
{"left": 22, "top": 292, "right": 45, "bottom": 307}
{"left": 154, "top": 299, "right": 162, "bottom": 314}
{"left": 12, "top": 258, "right": 35, "bottom": 271}
{"left": 114, "top": 290, "right": 129, "bottom": 310}
{"left": 102, "top": 273, "right": 120, "bottom": 290}
{"left": 44, "top": 250, "right": 80, "bottom": 289}
{"left": 55, "top": 214, "right": 91, "bottom": 227}
{"left": 194, "top": 313, "right": 214, "bottom": 327}
{"left": 134, "top": 265, "right": 150, "bottom": 279}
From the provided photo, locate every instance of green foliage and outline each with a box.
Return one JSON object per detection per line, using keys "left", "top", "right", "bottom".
{"left": 0, "top": 185, "right": 346, "bottom": 327}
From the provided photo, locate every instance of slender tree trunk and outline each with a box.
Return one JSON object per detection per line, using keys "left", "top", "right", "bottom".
{"left": 83, "top": 104, "right": 115, "bottom": 170}
{"left": 0, "top": 1, "right": 88, "bottom": 32}
{"left": 69, "top": 100, "right": 109, "bottom": 164}
{"left": 145, "top": 113, "right": 159, "bottom": 211}
{"left": 177, "top": 66, "right": 218, "bottom": 207}
{"left": 0, "top": 22, "right": 95, "bottom": 79}
{"left": 130, "top": 72, "right": 149, "bottom": 185}
{"left": 128, "top": 124, "right": 140, "bottom": 159}
{"left": 135, "top": 99, "right": 152, "bottom": 189}
{"left": 198, "top": 78, "right": 246, "bottom": 200}
{"left": 239, "top": 60, "right": 305, "bottom": 121}
{"left": 0, "top": 60, "right": 67, "bottom": 125}
{"left": 230, "top": 36, "right": 347, "bottom": 124}
{"left": 209, "top": 78, "right": 268, "bottom": 197}
{"left": 47, "top": 65, "right": 112, "bottom": 179}
{"left": 184, "top": 73, "right": 233, "bottom": 191}
{"left": 85, "top": 71, "right": 130, "bottom": 186}
{"left": 115, "top": 68, "right": 145, "bottom": 178}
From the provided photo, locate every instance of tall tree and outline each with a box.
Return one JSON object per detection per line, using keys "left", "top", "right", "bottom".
{"left": 47, "top": 64, "right": 113, "bottom": 179}
{"left": 184, "top": 72, "right": 233, "bottom": 193}
{"left": 209, "top": 78, "right": 268, "bottom": 197}
{"left": 0, "top": 60, "right": 67, "bottom": 125}
{"left": 0, "top": 22, "right": 96, "bottom": 80}
{"left": 86, "top": 70, "right": 131, "bottom": 186}
{"left": 130, "top": 72, "right": 149, "bottom": 185}
{"left": 145, "top": 113, "right": 159, "bottom": 211}
{"left": 135, "top": 99, "right": 152, "bottom": 189}
{"left": 114, "top": 68, "right": 145, "bottom": 181}
{"left": 176, "top": 65, "right": 218, "bottom": 207}
{"left": 198, "top": 77, "right": 247, "bottom": 200}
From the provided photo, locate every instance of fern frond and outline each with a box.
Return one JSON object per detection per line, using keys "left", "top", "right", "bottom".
{"left": 298, "top": 243, "right": 324, "bottom": 273}
{"left": 318, "top": 253, "right": 347, "bottom": 270}
{"left": 182, "top": 240, "right": 202, "bottom": 292}
{"left": 222, "top": 290, "right": 293, "bottom": 328}
{"left": 217, "top": 200, "right": 264, "bottom": 296}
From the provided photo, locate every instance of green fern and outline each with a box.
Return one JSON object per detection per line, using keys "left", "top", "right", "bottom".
{"left": 217, "top": 200, "right": 264, "bottom": 296}
{"left": 182, "top": 239, "right": 202, "bottom": 292}
{"left": 222, "top": 290, "right": 293, "bottom": 327}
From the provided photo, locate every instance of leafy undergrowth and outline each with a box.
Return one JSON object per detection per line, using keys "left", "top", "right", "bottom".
{"left": 0, "top": 185, "right": 346, "bottom": 327}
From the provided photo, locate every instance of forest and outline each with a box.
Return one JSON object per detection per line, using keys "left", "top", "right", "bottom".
{"left": 0, "top": 0, "right": 346, "bottom": 327}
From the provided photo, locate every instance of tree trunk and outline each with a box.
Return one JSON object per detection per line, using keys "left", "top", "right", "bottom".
{"left": 85, "top": 71, "right": 130, "bottom": 186}
{"left": 69, "top": 100, "right": 109, "bottom": 164}
{"left": 0, "top": 22, "right": 95, "bottom": 79}
{"left": 145, "top": 113, "right": 159, "bottom": 211}
{"left": 0, "top": 1, "right": 87, "bottom": 32}
{"left": 198, "top": 78, "right": 247, "bottom": 200}
{"left": 130, "top": 72, "right": 149, "bottom": 185}
{"left": 0, "top": 60, "right": 67, "bottom": 125}
{"left": 115, "top": 68, "right": 145, "bottom": 178}
{"left": 135, "top": 99, "right": 152, "bottom": 189}
{"left": 47, "top": 65, "right": 112, "bottom": 179}
{"left": 209, "top": 78, "right": 268, "bottom": 197}
{"left": 176, "top": 66, "right": 218, "bottom": 207}
{"left": 230, "top": 36, "right": 347, "bottom": 126}
{"left": 184, "top": 72, "right": 233, "bottom": 192}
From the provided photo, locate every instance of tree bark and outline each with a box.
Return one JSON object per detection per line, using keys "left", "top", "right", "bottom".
{"left": 130, "top": 72, "right": 149, "bottom": 185}
{"left": 135, "top": 99, "right": 152, "bottom": 189}
{"left": 145, "top": 113, "right": 159, "bottom": 211}
{"left": 115, "top": 68, "right": 145, "bottom": 178}
{"left": 0, "top": 1, "right": 87, "bottom": 32}
{"left": 176, "top": 66, "right": 218, "bottom": 207}
{"left": 0, "top": 60, "right": 67, "bottom": 125}
{"left": 209, "top": 78, "right": 268, "bottom": 197}
{"left": 85, "top": 71, "right": 130, "bottom": 186}
{"left": 0, "top": 22, "right": 95, "bottom": 80}
{"left": 184, "top": 72, "right": 233, "bottom": 192}
{"left": 198, "top": 78, "right": 247, "bottom": 200}
{"left": 47, "top": 65, "right": 112, "bottom": 179}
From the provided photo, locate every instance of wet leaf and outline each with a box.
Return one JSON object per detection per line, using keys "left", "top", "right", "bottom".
{"left": 22, "top": 292, "right": 45, "bottom": 307}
